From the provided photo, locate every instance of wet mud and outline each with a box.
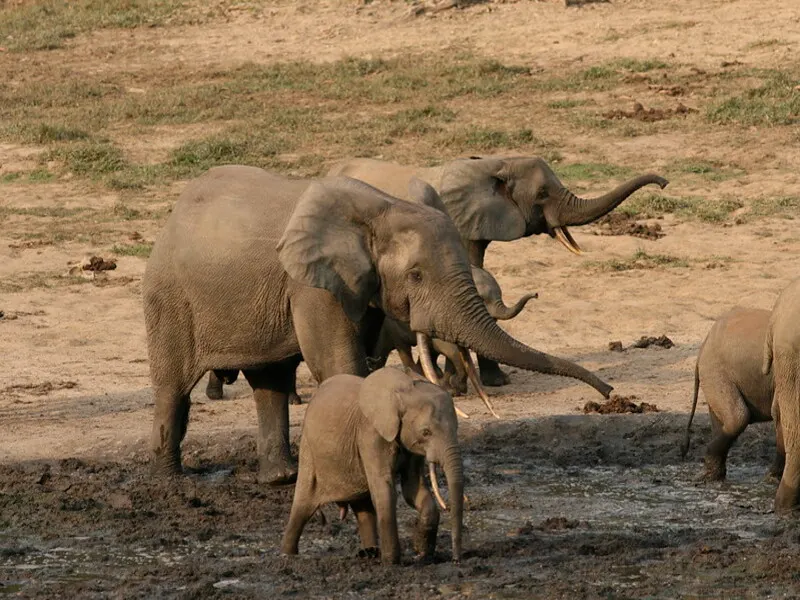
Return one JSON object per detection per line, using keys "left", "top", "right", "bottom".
{"left": 1, "top": 414, "right": 797, "bottom": 598}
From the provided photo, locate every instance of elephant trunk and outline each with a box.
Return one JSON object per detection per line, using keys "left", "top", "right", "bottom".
{"left": 431, "top": 286, "right": 612, "bottom": 397}
{"left": 556, "top": 174, "right": 669, "bottom": 227}
{"left": 486, "top": 292, "right": 538, "bottom": 321}
{"left": 441, "top": 444, "right": 463, "bottom": 561}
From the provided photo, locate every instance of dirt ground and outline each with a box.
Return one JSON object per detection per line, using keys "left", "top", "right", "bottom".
{"left": 2, "top": 0, "right": 800, "bottom": 597}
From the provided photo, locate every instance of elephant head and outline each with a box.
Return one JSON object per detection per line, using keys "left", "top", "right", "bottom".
{"left": 438, "top": 156, "right": 669, "bottom": 254}
{"left": 277, "top": 176, "right": 612, "bottom": 397}
{"left": 471, "top": 266, "right": 537, "bottom": 321}
{"left": 358, "top": 367, "right": 463, "bottom": 560}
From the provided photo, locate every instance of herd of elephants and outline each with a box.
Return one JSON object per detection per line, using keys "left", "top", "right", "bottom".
{"left": 139, "top": 153, "right": 799, "bottom": 565}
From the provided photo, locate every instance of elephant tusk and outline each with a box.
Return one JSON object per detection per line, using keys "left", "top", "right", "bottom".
{"left": 417, "top": 332, "right": 469, "bottom": 419}
{"left": 416, "top": 332, "right": 442, "bottom": 386}
{"left": 554, "top": 226, "right": 583, "bottom": 255}
{"left": 429, "top": 462, "right": 448, "bottom": 511}
{"left": 458, "top": 346, "right": 500, "bottom": 419}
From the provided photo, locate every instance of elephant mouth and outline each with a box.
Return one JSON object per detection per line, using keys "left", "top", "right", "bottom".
{"left": 551, "top": 226, "right": 583, "bottom": 255}
{"left": 415, "top": 332, "right": 500, "bottom": 419}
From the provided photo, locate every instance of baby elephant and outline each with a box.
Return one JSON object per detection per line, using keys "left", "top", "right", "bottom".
{"left": 281, "top": 368, "right": 463, "bottom": 565}
{"left": 683, "top": 307, "right": 783, "bottom": 481}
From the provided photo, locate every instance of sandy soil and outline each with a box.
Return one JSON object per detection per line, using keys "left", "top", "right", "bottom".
{"left": 2, "top": 0, "right": 799, "bottom": 597}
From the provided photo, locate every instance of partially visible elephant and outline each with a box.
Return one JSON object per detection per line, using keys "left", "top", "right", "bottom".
{"left": 371, "top": 265, "right": 537, "bottom": 399}
{"left": 763, "top": 279, "right": 800, "bottom": 514}
{"left": 682, "top": 307, "right": 781, "bottom": 481}
{"left": 328, "top": 156, "right": 668, "bottom": 386}
{"left": 143, "top": 166, "right": 612, "bottom": 485}
{"left": 281, "top": 367, "right": 462, "bottom": 565}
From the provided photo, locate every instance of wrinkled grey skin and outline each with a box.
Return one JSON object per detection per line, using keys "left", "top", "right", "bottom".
{"left": 143, "top": 165, "right": 612, "bottom": 485}
{"left": 328, "top": 156, "right": 668, "bottom": 386}
{"left": 682, "top": 307, "right": 781, "bottom": 481}
{"left": 281, "top": 368, "right": 463, "bottom": 565}
{"left": 763, "top": 279, "right": 800, "bottom": 514}
{"left": 370, "top": 266, "right": 537, "bottom": 395}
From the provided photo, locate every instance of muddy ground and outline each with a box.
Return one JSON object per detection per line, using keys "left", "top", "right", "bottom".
{"left": 2, "top": 414, "right": 796, "bottom": 599}
{"left": 3, "top": 0, "right": 800, "bottom": 596}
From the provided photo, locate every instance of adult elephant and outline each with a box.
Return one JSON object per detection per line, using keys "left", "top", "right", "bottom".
{"left": 143, "top": 166, "right": 613, "bottom": 485}
{"left": 328, "top": 156, "right": 668, "bottom": 386}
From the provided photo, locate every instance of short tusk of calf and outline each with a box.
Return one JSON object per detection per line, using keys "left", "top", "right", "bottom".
{"left": 429, "top": 462, "right": 448, "bottom": 511}
{"left": 458, "top": 346, "right": 500, "bottom": 419}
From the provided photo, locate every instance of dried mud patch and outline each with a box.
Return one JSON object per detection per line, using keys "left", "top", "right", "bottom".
{"left": 583, "top": 394, "right": 659, "bottom": 414}
{"left": 603, "top": 101, "right": 697, "bottom": 122}
{"left": 1, "top": 415, "right": 794, "bottom": 598}
{"left": 593, "top": 212, "right": 665, "bottom": 240}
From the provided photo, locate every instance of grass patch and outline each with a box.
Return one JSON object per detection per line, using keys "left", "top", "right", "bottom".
{"left": 556, "top": 162, "right": 633, "bottom": 181}
{"left": 619, "top": 193, "right": 742, "bottom": 222}
{"left": 0, "top": 205, "right": 90, "bottom": 219}
{"left": 749, "top": 195, "right": 800, "bottom": 217}
{"left": 111, "top": 242, "right": 153, "bottom": 258}
{"left": 442, "top": 127, "right": 537, "bottom": 151}
{"left": 746, "top": 39, "right": 789, "bottom": 50}
{"left": 547, "top": 99, "right": 590, "bottom": 110}
{"left": 588, "top": 249, "right": 689, "bottom": 272}
{"left": 706, "top": 69, "right": 800, "bottom": 126}
{"left": 34, "top": 123, "right": 91, "bottom": 143}
{"left": 47, "top": 142, "right": 127, "bottom": 177}
{"left": 0, "top": 0, "right": 222, "bottom": 52}
{"left": 667, "top": 159, "right": 746, "bottom": 181}
{"left": 612, "top": 58, "right": 669, "bottom": 72}
{"left": 1, "top": 172, "right": 23, "bottom": 183}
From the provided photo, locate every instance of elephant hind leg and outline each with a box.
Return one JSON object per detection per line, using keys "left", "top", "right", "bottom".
{"left": 703, "top": 378, "right": 749, "bottom": 481}
{"left": 350, "top": 496, "right": 379, "bottom": 552}
{"left": 150, "top": 385, "right": 200, "bottom": 477}
{"left": 770, "top": 406, "right": 786, "bottom": 479}
{"left": 281, "top": 469, "right": 318, "bottom": 555}
{"left": 477, "top": 355, "right": 510, "bottom": 387}
{"left": 243, "top": 359, "right": 301, "bottom": 486}
{"left": 774, "top": 364, "right": 800, "bottom": 514}
{"left": 400, "top": 455, "right": 439, "bottom": 559}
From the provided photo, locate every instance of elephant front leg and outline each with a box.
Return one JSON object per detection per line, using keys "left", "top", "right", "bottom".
{"left": 243, "top": 363, "right": 299, "bottom": 485}
{"left": 350, "top": 496, "right": 379, "bottom": 558}
{"left": 401, "top": 455, "right": 440, "bottom": 561}
{"left": 150, "top": 388, "right": 192, "bottom": 476}
{"left": 363, "top": 470, "right": 401, "bottom": 565}
{"left": 477, "top": 355, "right": 511, "bottom": 387}
{"left": 769, "top": 412, "right": 786, "bottom": 480}
{"left": 206, "top": 371, "right": 224, "bottom": 400}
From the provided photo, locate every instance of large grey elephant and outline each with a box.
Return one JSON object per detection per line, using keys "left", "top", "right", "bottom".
{"left": 683, "top": 307, "right": 781, "bottom": 481}
{"left": 763, "top": 279, "right": 800, "bottom": 514}
{"left": 328, "top": 156, "right": 668, "bottom": 386}
{"left": 281, "top": 367, "right": 462, "bottom": 565}
{"left": 143, "top": 166, "right": 612, "bottom": 485}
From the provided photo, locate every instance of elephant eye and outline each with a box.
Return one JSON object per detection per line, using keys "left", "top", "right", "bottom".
{"left": 421, "top": 428, "right": 432, "bottom": 438}
{"left": 407, "top": 269, "right": 423, "bottom": 284}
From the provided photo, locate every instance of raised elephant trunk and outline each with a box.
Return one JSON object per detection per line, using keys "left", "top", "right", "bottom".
{"left": 431, "top": 289, "right": 612, "bottom": 398}
{"left": 556, "top": 174, "right": 669, "bottom": 227}
{"left": 486, "top": 292, "right": 538, "bottom": 321}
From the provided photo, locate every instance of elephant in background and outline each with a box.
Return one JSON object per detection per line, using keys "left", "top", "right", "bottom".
{"left": 328, "top": 155, "right": 668, "bottom": 386}
{"left": 281, "top": 367, "right": 463, "bottom": 565}
{"left": 370, "top": 265, "right": 537, "bottom": 401}
{"left": 143, "top": 166, "right": 611, "bottom": 485}
{"left": 763, "top": 279, "right": 800, "bottom": 514}
{"left": 682, "top": 307, "right": 781, "bottom": 481}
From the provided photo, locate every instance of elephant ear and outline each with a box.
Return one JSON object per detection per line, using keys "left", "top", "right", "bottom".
{"left": 408, "top": 177, "right": 451, "bottom": 217}
{"left": 277, "top": 177, "right": 392, "bottom": 322}
{"left": 439, "top": 158, "right": 527, "bottom": 242}
{"left": 358, "top": 367, "right": 414, "bottom": 442}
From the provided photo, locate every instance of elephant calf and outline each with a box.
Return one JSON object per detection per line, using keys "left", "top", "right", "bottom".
{"left": 281, "top": 368, "right": 463, "bottom": 565}
{"left": 683, "top": 307, "right": 782, "bottom": 481}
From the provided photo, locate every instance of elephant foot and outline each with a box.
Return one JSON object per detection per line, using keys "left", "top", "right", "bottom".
{"left": 205, "top": 380, "right": 224, "bottom": 400}
{"left": 288, "top": 392, "right": 302, "bottom": 406}
{"left": 774, "top": 481, "right": 799, "bottom": 515}
{"left": 258, "top": 460, "right": 298, "bottom": 486}
{"left": 700, "top": 468, "right": 726, "bottom": 483}
{"left": 151, "top": 453, "right": 183, "bottom": 479}
{"left": 357, "top": 547, "right": 380, "bottom": 560}
{"left": 479, "top": 365, "right": 511, "bottom": 387}
{"left": 767, "top": 459, "right": 786, "bottom": 481}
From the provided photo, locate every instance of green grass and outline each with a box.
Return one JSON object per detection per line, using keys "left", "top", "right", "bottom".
{"left": 46, "top": 142, "right": 127, "bottom": 177}
{"left": 556, "top": 162, "right": 633, "bottom": 181}
{"left": 706, "top": 70, "right": 800, "bottom": 126}
{"left": 667, "top": 159, "right": 746, "bottom": 181}
{"left": 0, "top": 205, "right": 90, "bottom": 219}
{"left": 0, "top": 0, "right": 227, "bottom": 52}
{"left": 619, "top": 193, "right": 742, "bottom": 223}
{"left": 612, "top": 58, "right": 670, "bottom": 72}
{"left": 111, "top": 242, "right": 153, "bottom": 258}
{"left": 588, "top": 249, "right": 690, "bottom": 272}
{"left": 745, "top": 39, "right": 789, "bottom": 50}
{"left": 547, "top": 99, "right": 590, "bottom": 110}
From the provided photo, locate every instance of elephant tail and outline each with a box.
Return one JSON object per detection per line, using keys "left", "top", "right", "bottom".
{"left": 681, "top": 359, "right": 701, "bottom": 459}
{"left": 762, "top": 320, "right": 774, "bottom": 376}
